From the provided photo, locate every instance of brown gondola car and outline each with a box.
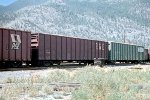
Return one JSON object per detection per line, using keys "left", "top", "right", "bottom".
{"left": 0, "top": 28, "right": 31, "bottom": 67}
{"left": 31, "top": 33, "right": 108, "bottom": 66}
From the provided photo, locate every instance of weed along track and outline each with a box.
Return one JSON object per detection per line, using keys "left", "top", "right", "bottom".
{"left": 0, "top": 68, "right": 82, "bottom": 100}
{"left": 0, "top": 82, "right": 81, "bottom": 95}
{"left": 0, "top": 82, "right": 81, "bottom": 100}
{"left": 1, "top": 65, "right": 150, "bottom": 100}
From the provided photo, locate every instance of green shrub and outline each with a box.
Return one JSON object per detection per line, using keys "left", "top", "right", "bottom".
{"left": 106, "top": 92, "right": 134, "bottom": 100}
{"left": 46, "top": 70, "right": 71, "bottom": 82}
{"left": 0, "top": 97, "right": 4, "bottom": 100}
{"left": 1, "top": 67, "right": 150, "bottom": 100}
{"left": 72, "top": 88, "right": 92, "bottom": 100}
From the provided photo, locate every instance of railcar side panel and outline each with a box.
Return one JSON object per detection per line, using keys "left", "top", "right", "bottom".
{"left": 101, "top": 41, "right": 105, "bottom": 59}
{"left": 123, "top": 44, "right": 126, "bottom": 60}
{"left": 0, "top": 28, "right": 31, "bottom": 64}
{"left": 51, "top": 35, "right": 57, "bottom": 60}
{"left": 118, "top": 43, "right": 120, "bottom": 60}
{"left": 22, "top": 32, "right": 28, "bottom": 61}
{"left": 99, "top": 41, "right": 102, "bottom": 58}
{"left": 130, "top": 45, "right": 132, "bottom": 60}
{"left": 0, "top": 29, "right": 2, "bottom": 60}
{"left": 38, "top": 34, "right": 45, "bottom": 60}
{"left": 104, "top": 42, "right": 106, "bottom": 59}
{"left": 127, "top": 45, "right": 130, "bottom": 60}
{"left": 31, "top": 33, "right": 109, "bottom": 65}
{"left": 57, "top": 36, "right": 62, "bottom": 60}
{"left": 109, "top": 42, "right": 145, "bottom": 62}
{"left": 105, "top": 42, "right": 108, "bottom": 59}
{"left": 3, "top": 29, "right": 9, "bottom": 60}
{"left": 80, "top": 39, "right": 84, "bottom": 60}
{"left": 23, "top": 32, "right": 31, "bottom": 61}
{"left": 102, "top": 42, "right": 105, "bottom": 59}
{"left": 84, "top": 39, "right": 88, "bottom": 60}
{"left": 27, "top": 32, "right": 31, "bottom": 61}
{"left": 133, "top": 46, "right": 136, "bottom": 60}
{"left": 45, "top": 35, "right": 51, "bottom": 60}
{"left": 120, "top": 43, "right": 123, "bottom": 60}
{"left": 138, "top": 46, "right": 144, "bottom": 61}
{"left": 66, "top": 37, "right": 71, "bottom": 60}
{"left": 62, "top": 37, "right": 67, "bottom": 60}
{"left": 144, "top": 49, "right": 148, "bottom": 61}
{"left": 16, "top": 31, "right": 22, "bottom": 60}
{"left": 148, "top": 49, "right": 150, "bottom": 61}
{"left": 92, "top": 40, "right": 96, "bottom": 59}
{"left": 9, "top": 30, "right": 16, "bottom": 61}
{"left": 102, "top": 41, "right": 105, "bottom": 59}
{"left": 71, "top": 38, "right": 76, "bottom": 60}
{"left": 95, "top": 41, "right": 99, "bottom": 59}
{"left": 88, "top": 40, "right": 92, "bottom": 60}
{"left": 75, "top": 38, "right": 80, "bottom": 60}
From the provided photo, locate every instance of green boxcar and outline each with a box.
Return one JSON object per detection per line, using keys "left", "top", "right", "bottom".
{"left": 109, "top": 42, "right": 145, "bottom": 62}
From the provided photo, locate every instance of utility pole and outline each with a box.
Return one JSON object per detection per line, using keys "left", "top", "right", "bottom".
{"left": 141, "top": 33, "right": 145, "bottom": 47}
{"left": 144, "top": 26, "right": 148, "bottom": 47}
{"left": 143, "top": 25, "right": 147, "bottom": 47}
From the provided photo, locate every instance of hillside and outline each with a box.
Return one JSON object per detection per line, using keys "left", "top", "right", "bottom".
{"left": 0, "top": 0, "right": 150, "bottom": 47}
{"left": 0, "top": 0, "right": 47, "bottom": 13}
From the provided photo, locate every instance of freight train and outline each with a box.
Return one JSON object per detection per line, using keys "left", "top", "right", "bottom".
{"left": 0, "top": 28, "right": 149, "bottom": 67}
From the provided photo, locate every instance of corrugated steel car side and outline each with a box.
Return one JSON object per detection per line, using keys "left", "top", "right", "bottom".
{"left": 62, "top": 36, "right": 67, "bottom": 60}
{"left": 109, "top": 42, "right": 145, "bottom": 63}
{"left": 75, "top": 38, "right": 80, "bottom": 60}
{"left": 57, "top": 36, "right": 62, "bottom": 60}
{"left": 144, "top": 49, "right": 148, "bottom": 61}
{"left": 71, "top": 38, "right": 76, "bottom": 60}
{"left": 0, "top": 29, "right": 2, "bottom": 61}
{"left": 31, "top": 33, "right": 108, "bottom": 65}
{"left": 0, "top": 28, "right": 31, "bottom": 67}
{"left": 45, "top": 35, "right": 51, "bottom": 60}
{"left": 66, "top": 37, "right": 71, "bottom": 60}
{"left": 51, "top": 35, "right": 57, "bottom": 60}
{"left": 148, "top": 49, "right": 150, "bottom": 62}
{"left": 80, "top": 39, "right": 84, "bottom": 60}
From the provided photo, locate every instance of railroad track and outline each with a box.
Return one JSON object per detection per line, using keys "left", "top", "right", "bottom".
{"left": 0, "top": 63, "right": 86, "bottom": 72}
{"left": 0, "top": 82, "right": 81, "bottom": 89}
{"left": 0, "top": 63, "right": 149, "bottom": 72}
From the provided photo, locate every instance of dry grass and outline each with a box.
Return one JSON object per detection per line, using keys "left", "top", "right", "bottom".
{"left": 42, "top": 84, "right": 54, "bottom": 95}
{"left": 0, "top": 65, "right": 150, "bottom": 100}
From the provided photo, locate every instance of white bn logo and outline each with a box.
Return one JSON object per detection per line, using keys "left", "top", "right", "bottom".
{"left": 11, "top": 34, "right": 21, "bottom": 49}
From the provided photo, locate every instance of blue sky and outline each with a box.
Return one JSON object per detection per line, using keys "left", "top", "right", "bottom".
{"left": 0, "top": 0, "right": 16, "bottom": 6}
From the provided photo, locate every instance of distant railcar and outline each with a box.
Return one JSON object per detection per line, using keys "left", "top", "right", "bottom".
{"left": 0, "top": 28, "right": 31, "bottom": 67}
{"left": 108, "top": 42, "right": 146, "bottom": 63}
{"left": 31, "top": 33, "right": 108, "bottom": 66}
{"left": 148, "top": 49, "right": 150, "bottom": 62}
{"left": 144, "top": 49, "right": 149, "bottom": 62}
